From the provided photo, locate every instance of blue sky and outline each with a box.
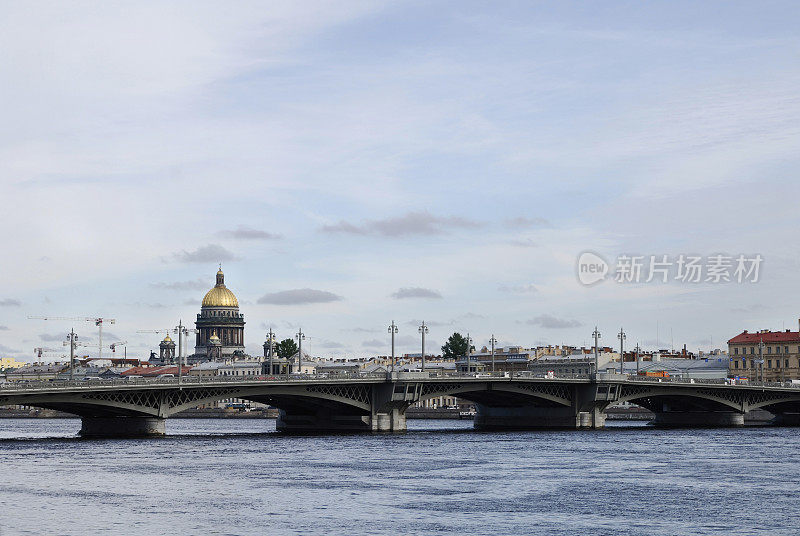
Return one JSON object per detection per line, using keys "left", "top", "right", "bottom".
{"left": 1, "top": 1, "right": 799, "bottom": 361}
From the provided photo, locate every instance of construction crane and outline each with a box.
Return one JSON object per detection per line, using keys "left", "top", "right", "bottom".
{"left": 108, "top": 341, "right": 128, "bottom": 359}
{"left": 174, "top": 320, "right": 199, "bottom": 385}
{"left": 28, "top": 316, "right": 116, "bottom": 361}
{"left": 33, "top": 347, "right": 63, "bottom": 359}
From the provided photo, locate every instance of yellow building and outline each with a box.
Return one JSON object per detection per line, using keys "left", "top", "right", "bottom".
{"left": 0, "top": 357, "right": 27, "bottom": 370}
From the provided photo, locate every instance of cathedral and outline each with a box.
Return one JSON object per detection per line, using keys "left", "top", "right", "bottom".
{"left": 193, "top": 267, "right": 246, "bottom": 360}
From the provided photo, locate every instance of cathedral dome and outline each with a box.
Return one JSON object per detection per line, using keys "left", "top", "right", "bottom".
{"left": 201, "top": 268, "right": 239, "bottom": 308}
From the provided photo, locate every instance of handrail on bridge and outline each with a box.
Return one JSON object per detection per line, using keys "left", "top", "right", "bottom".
{"left": 1, "top": 369, "right": 798, "bottom": 393}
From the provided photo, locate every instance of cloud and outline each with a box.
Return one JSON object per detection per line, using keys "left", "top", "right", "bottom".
{"left": 526, "top": 315, "right": 581, "bottom": 329}
{"left": 0, "top": 299, "right": 21, "bottom": 307}
{"left": 319, "top": 340, "right": 346, "bottom": 349}
{"left": 151, "top": 278, "right": 209, "bottom": 291}
{"left": 731, "top": 304, "right": 765, "bottom": 314}
{"left": 405, "top": 319, "right": 452, "bottom": 327}
{"left": 321, "top": 211, "right": 481, "bottom": 237}
{"left": 173, "top": 244, "right": 237, "bottom": 263}
{"left": 509, "top": 238, "right": 539, "bottom": 248}
{"left": 343, "top": 327, "right": 381, "bottom": 333}
{"left": 183, "top": 298, "right": 200, "bottom": 306}
{"left": 505, "top": 217, "right": 552, "bottom": 229}
{"left": 391, "top": 287, "right": 443, "bottom": 299}
{"left": 39, "top": 333, "right": 65, "bottom": 342}
{"left": 218, "top": 226, "right": 281, "bottom": 240}
{"left": 320, "top": 221, "right": 367, "bottom": 235}
{"left": 362, "top": 339, "right": 384, "bottom": 348}
{"left": 0, "top": 325, "right": 8, "bottom": 330}
{"left": 498, "top": 283, "right": 538, "bottom": 294}
{"left": 0, "top": 344, "right": 21, "bottom": 354}
{"left": 257, "top": 288, "right": 343, "bottom": 305}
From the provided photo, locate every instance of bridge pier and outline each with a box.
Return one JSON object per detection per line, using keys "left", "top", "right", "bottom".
{"left": 276, "top": 408, "right": 407, "bottom": 433}
{"left": 79, "top": 416, "right": 166, "bottom": 438}
{"left": 651, "top": 411, "right": 744, "bottom": 427}
{"left": 473, "top": 404, "right": 605, "bottom": 430}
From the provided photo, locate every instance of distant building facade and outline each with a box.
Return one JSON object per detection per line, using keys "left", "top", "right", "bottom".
{"left": 728, "top": 321, "right": 800, "bottom": 381}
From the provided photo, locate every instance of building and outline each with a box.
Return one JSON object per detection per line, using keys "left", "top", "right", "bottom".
{"left": 6, "top": 363, "right": 66, "bottom": 381}
{"left": 728, "top": 321, "right": 800, "bottom": 381}
{"left": 0, "top": 357, "right": 27, "bottom": 370}
{"left": 193, "top": 267, "right": 246, "bottom": 360}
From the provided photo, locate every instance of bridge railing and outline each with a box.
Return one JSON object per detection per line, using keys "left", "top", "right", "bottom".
{"left": 2, "top": 370, "right": 800, "bottom": 393}
{"left": 0, "top": 372, "right": 390, "bottom": 392}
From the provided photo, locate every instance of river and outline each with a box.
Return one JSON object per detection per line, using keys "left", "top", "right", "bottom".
{"left": 0, "top": 419, "right": 797, "bottom": 535}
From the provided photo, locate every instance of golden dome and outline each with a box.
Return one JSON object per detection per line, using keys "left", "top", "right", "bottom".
{"left": 162, "top": 334, "right": 173, "bottom": 343}
{"left": 201, "top": 268, "right": 239, "bottom": 308}
{"left": 209, "top": 333, "right": 221, "bottom": 344}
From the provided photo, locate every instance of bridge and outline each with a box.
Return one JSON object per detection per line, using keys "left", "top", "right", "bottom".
{"left": 3, "top": 372, "right": 800, "bottom": 437}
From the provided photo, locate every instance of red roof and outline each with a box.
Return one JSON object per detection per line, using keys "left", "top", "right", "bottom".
{"left": 728, "top": 330, "right": 800, "bottom": 344}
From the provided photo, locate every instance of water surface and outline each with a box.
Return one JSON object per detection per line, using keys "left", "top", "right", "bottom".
{"left": 0, "top": 419, "right": 797, "bottom": 535}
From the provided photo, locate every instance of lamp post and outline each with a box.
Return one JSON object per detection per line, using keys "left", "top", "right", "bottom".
{"left": 634, "top": 343, "right": 641, "bottom": 376}
{"left": 418, "top": 321, "right": 428, "bottom": 372}
{"left": 618, "top": 328, "right": 626, "bottom": 375}
{"left": 758, "top": 336, "right": 764, "bottom": 383}
{"left": 592, "top": 327, "right": 601, "bottom": 378}
{"left": 489, "top": 335, "right": 497, "bottom": 373}
{"left": 388, "top": 321, "right": 398, "bottom": 374}
{"left": 62, "top": 329, "right": 84, "bottom": 380}
{"left": 295, "top": 329, "right": 305, "bottom": 375}
{"left": 465, "top": 333, "right": 472, "bottom": 375}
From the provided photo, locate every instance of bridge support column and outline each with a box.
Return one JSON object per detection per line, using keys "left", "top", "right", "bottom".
{"left": 474, "top": 404, "right": 603, "bottom": 430}
{"left": 370, "top": 408, "right": 406, "bottom": 433}
{"left": 79, "top": 416, "right": 165, "bottom": 438}
{"left": 652, "top": 411, "right": 744, "bottom": 427}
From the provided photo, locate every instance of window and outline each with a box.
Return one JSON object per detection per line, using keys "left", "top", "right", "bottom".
{"left": 734, "top": 361, "right": 739, "bottom": 369}
{"left": 786, "top": 346, "right": 790, "bottom": 354}
{"left": 777, "top": 346, "right": 781, "bottom": 354}
{"left": 786, "top": 359, "right": 790, "bottom": 368}
{"left": 767, "top": 360, "right": 772, "bottom": 368}
{"left": 734, "top": 347, "right": 739, "bottom": 355}
{"left": 768, "top": 347, "right": 772, "bottom": 354}
{"left": 751, "top": 347, "right": 755, "bottom": 354}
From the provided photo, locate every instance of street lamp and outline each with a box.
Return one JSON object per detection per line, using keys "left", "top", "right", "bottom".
{"left": 634, "top": 343, "right": 641, "bottom": 376}
{"left": 419, "top": 321, "right": 428, "bottom": 372}
{"left": 295, "top": 329, "right": 305, "bottom": 375}
{"left": 618, "top": 328, "right": 626, "bottom": 375}
{"left": 592, "top": 327, "right": 601, "bottom": 378}
{"left": 388, "top": 321, "right": 398, "bottom": 373}
{"left": 489, "top": 335, "right": 497, "bottom": 373}
{"left": 62, "top": 329, "right": 84, "bottom": 380}
{"left": 465, "top": 333, "right": 472, "bottom": 375}
{"left": 758, "top": 336, "right": 764, "bottom": 383}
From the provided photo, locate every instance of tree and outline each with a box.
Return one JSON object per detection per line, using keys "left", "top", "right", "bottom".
{"left": 276, "top": 338, "right": 298, "bottom": 359}
{"left": 441, "top": 332, "right": 474, "bottom": 359}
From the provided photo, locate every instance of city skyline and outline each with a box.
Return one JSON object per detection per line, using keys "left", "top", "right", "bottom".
{"left": 2, "top": 2, "right": 800, "bottom": 360}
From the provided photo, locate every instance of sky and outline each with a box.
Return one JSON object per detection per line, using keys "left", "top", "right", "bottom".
{"left": 1, "top": 1, "right": 799, "bottom": 362}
